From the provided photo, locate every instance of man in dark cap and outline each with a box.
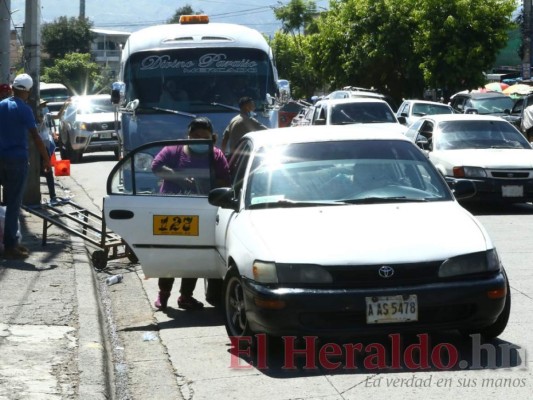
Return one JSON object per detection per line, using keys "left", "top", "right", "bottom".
{"left": 221, "top": 96, "right": 267, "bottom": 155}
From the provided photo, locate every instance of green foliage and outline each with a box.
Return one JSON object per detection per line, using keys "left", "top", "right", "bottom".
{"left": 272, "top": 0, "right": 516, "bottom": 100}
{"left": 41, "top": 53, "right": 104, "bottom": 95}
{"left": 167, "top": 5, "right": 202, "bottom": 23}
{"left": 41, "top": 16, "right": 94, "bottom": 60}
{"left": 273, "top": 0, "right": 318, "bottom": 35}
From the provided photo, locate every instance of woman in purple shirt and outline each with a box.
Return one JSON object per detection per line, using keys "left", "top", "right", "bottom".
{"left": 151, "top": 117, "right": 230, "bottom": 310}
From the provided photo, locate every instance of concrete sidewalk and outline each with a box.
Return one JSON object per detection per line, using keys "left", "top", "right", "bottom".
{"left": 0, "top": 176, "right": 109, "bottom": 400}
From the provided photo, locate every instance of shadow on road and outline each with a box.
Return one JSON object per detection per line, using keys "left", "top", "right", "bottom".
{"left": 462, "top": 201, "right": 533, "bottom": 216}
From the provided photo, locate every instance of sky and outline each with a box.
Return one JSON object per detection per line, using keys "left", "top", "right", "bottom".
{"left": 9, "top": 0, "right": 330, "bottom": 38}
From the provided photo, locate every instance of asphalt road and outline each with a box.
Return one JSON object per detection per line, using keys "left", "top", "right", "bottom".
{"left": 72, "top": 153, "right": 533, "bottom": 400}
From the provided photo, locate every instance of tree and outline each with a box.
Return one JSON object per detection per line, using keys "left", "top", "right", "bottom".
{"left": 273, "top": 0, "right": 318, "bottom": 35}
{"left": 167, "top": 5, "right": 202, "bottom": 23}
{"left": 271, "top": 0, "right": 321, "bottom": 98}
{"left": 41, "top": 16, "right": 94, "bottom": 61}
{"left": 306, "top": 0, "right": 515, "bottom": 101}
{"left": 41, "top": 53, "right": 103, "bottom": 95}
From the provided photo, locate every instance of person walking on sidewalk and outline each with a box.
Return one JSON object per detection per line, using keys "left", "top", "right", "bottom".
{"left": 151, "top": 117, "right": 230, "bottom": 310}
{"left": 221, "top": 96, "right": 267, "bottom": 156}
{"left": 37, "top": 99, "right": 58, "bottom": 202}
{"left": 0, "top": 74, "right": 51, "bottom": 259}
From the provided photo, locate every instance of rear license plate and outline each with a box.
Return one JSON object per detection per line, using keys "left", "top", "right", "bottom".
{"left": 502, "top": 185, "right": 523, "bottom": 197}
{"left": 100, "top": 132, "right": 111, "bottom": 139}
{"left": 366, "top": 295, "right": 418, "bottom": 324}
{"left": 153, "top": 215, "right": 199, "bottom": 236}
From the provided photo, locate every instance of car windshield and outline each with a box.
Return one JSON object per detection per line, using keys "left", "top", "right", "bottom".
{"left": 76, "top": 98, "right": 114, "bottom": 114}
{"left": 435, "top": 120, "right": 531, "bottom": 150}
{"left": 469, "top": 97, "right": 514, "bottom": 114}
{"left": 246, "top": 140, "right": 451, "bottom": 207}
{"left": 412, "top": 103, "right": 453, "bottom": 116}
{"left": 330, "top": 102, "right": 396, "bottom": 125}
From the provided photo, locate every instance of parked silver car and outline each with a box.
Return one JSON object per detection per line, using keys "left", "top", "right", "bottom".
{"left": 57, "top": 94, "right": 120, "bottom": 163}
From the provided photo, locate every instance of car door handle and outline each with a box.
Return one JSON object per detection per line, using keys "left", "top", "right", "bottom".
{"left": 108, "top": 210, "right": 134, "bottom": 219}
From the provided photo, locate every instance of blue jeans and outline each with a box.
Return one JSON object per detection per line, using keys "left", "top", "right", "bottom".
{"left": 0, "top": 158, "right": 28, "bottom": 249}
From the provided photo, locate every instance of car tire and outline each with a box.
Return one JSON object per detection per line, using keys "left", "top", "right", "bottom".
{"left": 460, "top": 281, "right": 511, "bottom": 341}
{"left": 479, "top": 283, "right": 511, "bottom": 340}
{"left": 67, "top": 141, "right": 82, "bottom": 163}
{"left": 223, "top": 266, "right": 254, "bottom": 339}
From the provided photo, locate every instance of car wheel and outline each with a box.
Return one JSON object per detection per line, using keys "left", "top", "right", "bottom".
{"left": 67, "top": 141, "right": 82, "bottom": 163}
{"left": 204, "top": 278, "right": 223, "bottom": 307}
{"left": 224, "top": 266, "right": 253, "bottom": 338}
{"left": 460, "top": 281, "right": 511, "bottom": 341}
{"left": 479, "top": 283, "right": 511, "bottom": 340}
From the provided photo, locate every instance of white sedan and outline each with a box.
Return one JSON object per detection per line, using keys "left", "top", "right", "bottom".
{"left": 404, "top": 114, "right": 533, "bottom": 203}
{"left": 104, "top": 125, "right": 510, "bottom": 340}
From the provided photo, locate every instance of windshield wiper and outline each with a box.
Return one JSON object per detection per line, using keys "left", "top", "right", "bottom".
{"left": 210, "top": 102, "right": 240, "bottom": 112}
{"left": 151, "top": 107, "right": 197, "bottom": 118}
{"left": 341, "top": 197, "right": 429, "bottom": 204}
{"left": 249, "top": 199, "right": 343, "bottom": 209}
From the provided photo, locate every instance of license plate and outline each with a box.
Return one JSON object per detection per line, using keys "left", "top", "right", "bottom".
{"left": 100, "top": 132, "right": 111, "bottom": 139}
{"left": 502, "top": 185, "right": 523, "bottom": 197}
{"left": 153, "top": 215, "right": 199, "bottom": 236}
{"left": 366, "top": 295, "right": 418, "bottom": 324}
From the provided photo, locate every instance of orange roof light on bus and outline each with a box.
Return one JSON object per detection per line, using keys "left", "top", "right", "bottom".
{"left": 179, "top": 15, "right": 209, "bottom": 24}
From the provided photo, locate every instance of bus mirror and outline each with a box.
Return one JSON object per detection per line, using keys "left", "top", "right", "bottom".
{"left": 126, "top": 99, "right": 139, "bottom": 111}
{"left": 111, "top": 81, "right": 125, "bottom": 105}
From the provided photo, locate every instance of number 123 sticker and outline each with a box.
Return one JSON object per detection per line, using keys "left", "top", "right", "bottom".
{"left": 153, "top": 215, "right": 199, "bottom": 236}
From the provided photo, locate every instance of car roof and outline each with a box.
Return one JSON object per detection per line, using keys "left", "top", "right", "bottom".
{"left": 69, "top": 94, "right": 111, "bottom": 102}
{"left": 243, "top": 124, "right": 411, "bottom": 148}
{"left": 315, "top": 98, "right": 389, "bottom": 106}
{"left": 451, "top": 91, "right": 510, "bottom": 99}
{"left": 419, "top": 114, "right": 508, "bottom": 123}
{"left": 400, "top": 99, "right": 451, "bottom": 106}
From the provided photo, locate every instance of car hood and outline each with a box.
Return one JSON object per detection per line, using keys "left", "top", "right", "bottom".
{"left": 76, "top": 112, "right": 115, "bottom": 123}
{"left": 432, "top": 148, "right": 533, "bottom": 169}
{"left": 245, "top": 202, "right": 490, "bottom": 265}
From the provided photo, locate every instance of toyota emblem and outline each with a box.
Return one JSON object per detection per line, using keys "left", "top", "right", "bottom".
{"left": 378, "top": 266, "right": 395, "bottom": 278}
{"left": 101, "top": 123, "right": 108, "bottom": 130}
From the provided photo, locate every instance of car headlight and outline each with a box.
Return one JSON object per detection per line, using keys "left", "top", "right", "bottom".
{"left": 133, "top": 152, "right": 154, "bottom": 171}
{"left": 439, "top": 249, "right": 501, "bottom": 278}
{"left": 276, "top": 263, "right": 333, "bottom": 283}
{"left": 453, "top": 166, "right": 487, "bottom": 178}
{"left": 253, "top": 261, "right": 278, "bottom": 283}
{"left": 78, "top": 122, "right": 88, "bottom": 131}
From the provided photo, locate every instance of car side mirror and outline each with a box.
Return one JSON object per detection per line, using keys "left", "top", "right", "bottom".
{"left": 397, "top": 116, "right": 407, "bottom": 125}
{"left": 208, "top": 187, "right": 238, "bottom": 211}
{"left": 314, "top": 118, "right": 326, "bottom": 125}
{"left": 464, "top": 107, "right": 478, "bottom": 114}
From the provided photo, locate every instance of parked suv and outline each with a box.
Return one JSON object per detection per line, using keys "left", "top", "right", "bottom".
{"left": 40, "top": 82, "right": 70, "bottom": 115}
{"left": 448, "top": 91, "right": 517, "bottom": 124}
{"left": 57, "top": 94, "right": 120, "bottom": 163}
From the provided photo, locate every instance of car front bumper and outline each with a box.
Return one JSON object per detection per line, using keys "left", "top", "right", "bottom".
{"left": 241, "top": 272, "right": 507, "bottom": 337}
{"left": 452, "top": 177, "right": 533, "bottom": 203}
{"left": 71, "top": 129, "right": 119, "bottom": 153}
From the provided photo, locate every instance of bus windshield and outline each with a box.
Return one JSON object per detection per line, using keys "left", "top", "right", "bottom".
{"left": 123, "top": 47, "right": 277, "bottom": 113}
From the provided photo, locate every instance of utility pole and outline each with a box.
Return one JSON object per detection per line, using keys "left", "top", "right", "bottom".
{"left": 80, "top": 0, "right": 86, "bottom": 19}
{"left": 0, "top": 0, "right": 11, "bottom": 83}
{"left": 523, "top": 0, "right": 532, "bottom": 80}
{"left": 23, "top": 0, "right": 42, "bottom": 205}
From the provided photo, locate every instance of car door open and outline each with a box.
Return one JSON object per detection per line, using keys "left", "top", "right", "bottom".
{"left": 104, "top": 139, "right": 221, "bottom": 278}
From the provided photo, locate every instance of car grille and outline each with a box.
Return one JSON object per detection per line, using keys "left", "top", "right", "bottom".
{"left": 489, "top": 169, "right": 533, "bottom": 179}
{"left": 85, "top": 121, "right": 120, "bottom": 131}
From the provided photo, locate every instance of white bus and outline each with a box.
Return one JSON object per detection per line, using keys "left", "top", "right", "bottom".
{"left": 113, "top": 15, "right": 280, "bottom": 153}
